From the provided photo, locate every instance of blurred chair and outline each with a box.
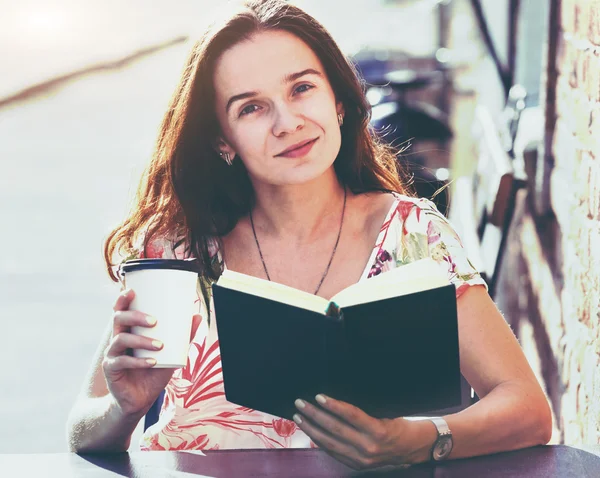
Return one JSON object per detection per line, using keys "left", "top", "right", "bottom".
{"left": 449, "top": 104, "right": 527, "bottom": 299}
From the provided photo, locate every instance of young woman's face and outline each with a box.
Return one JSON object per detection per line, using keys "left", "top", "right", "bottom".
{"left": 213, "top": 30, "right": 344, "bottom": 186}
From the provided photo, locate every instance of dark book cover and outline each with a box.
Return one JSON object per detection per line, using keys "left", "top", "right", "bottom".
{"left": 212, "top": 283, "right": 461, "bottom": 420}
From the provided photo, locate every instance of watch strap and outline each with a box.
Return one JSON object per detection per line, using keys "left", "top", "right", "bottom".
{"left": 429, "top": 417, "right": 451, "bottom": 436}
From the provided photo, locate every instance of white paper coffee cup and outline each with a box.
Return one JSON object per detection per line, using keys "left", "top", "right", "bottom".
{"left": 121, "top": 258, "right": 199, "bottom": 368}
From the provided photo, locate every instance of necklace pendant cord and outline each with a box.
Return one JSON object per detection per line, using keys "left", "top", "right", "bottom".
{"left": 250, "top": 188, "right": 347, "bottom": 295}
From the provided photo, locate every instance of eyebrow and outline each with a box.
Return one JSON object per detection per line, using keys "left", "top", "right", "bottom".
{"left": 283, "top": 68, "right": 323, "bottom": 84}
{"left": 225, "top": 68, "right": 323, "bottom": 113}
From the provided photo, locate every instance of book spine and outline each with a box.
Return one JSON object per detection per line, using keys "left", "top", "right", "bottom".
{"left": 325, "top": 301, "right": 342, "bottom": 319}
{"left": 323, "top": 312, "right": 349, "bottom": 401}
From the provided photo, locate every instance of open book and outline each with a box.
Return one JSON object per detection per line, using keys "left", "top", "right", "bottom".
{"left": 212, "top": 258, "right": 463, "bottom": 420}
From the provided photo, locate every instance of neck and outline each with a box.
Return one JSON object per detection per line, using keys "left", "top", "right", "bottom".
{"left": 250, "top": 169, "right": 346, "bottom": 244}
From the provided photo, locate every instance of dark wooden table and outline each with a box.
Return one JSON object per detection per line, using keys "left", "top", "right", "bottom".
{"left": 1, "top": 446, "right": 599, "bottom": 477}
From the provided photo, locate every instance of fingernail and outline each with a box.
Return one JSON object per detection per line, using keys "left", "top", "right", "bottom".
{"left": 293, "top": 414, "right": 303, "bottom": 424}
{"left": 295, "top": 399, "right": 306, "bottom": 409}
{"left": 146, "top": 316, "right": 157, "bottom": 326}
{"left": 316, "top": 394, "right": 327, "bottom": 405}
{"left": 146, "top": 358, "right": 157, "bottom": 366}
{"left": 152, "top": 340, "right": 163, "bottom": 350}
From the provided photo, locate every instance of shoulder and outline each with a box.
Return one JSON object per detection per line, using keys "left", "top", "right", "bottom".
{"left": 133, "top": 234, "right": 185, "bottom": 260}
{"left": 392, "top": 193, "right": 436, "bottom": 216}
{"left": 379, "top": 195, "right": 487, "bottom": 295}
{"left": 386, "top": 194, "right": 465, "bottom": 247}
{"left": 129, "top": 233, "right": 219, "bottom": 261}
{"left": 352, "top": 191, "right": 435, "bottom": 246}
{"left": 351, "top": 191, "right": 398, "bottom": 230}
{"left": 381, "top": 193, "right": 444, "bottom": 231}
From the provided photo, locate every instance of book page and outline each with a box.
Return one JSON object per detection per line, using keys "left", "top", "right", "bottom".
{"left": 331, "top": 258, "right": 450, "bottom": 308}
{"left": 216, "top": 269, "right": 329, "bottom": 314}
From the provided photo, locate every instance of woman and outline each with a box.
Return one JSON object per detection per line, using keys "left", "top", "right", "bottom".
{"left": 66, "top": 0, "right": 552, "bottom": 469}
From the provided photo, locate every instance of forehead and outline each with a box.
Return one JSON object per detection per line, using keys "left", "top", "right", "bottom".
{"left": 213, "top": 30, "right": 323, "bottom": 95}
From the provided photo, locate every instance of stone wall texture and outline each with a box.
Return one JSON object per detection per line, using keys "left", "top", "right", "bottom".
{"left": 516, "top": 0, "right": 600, "bottom": 444}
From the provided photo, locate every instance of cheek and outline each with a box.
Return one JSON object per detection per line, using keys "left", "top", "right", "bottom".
{"left": 305, "top": 94, "right": 336, "bottom": 126}
{"left": 232, "top": 120, "right": 271, "bottom": 157}
{"left": 309, "top": 101, "right": 340, "bottom": 141}
{"left": 297, "top": 94, "right": 340, "bottom": 151}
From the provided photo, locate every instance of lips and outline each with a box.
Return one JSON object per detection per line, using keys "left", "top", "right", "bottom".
{"left": 276, "top": 137, "right": 318, "bottom": 157}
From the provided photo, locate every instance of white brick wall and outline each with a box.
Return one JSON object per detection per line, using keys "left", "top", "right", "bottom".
{"left": 516, "top": 0, "right": 600, "bottom": 444}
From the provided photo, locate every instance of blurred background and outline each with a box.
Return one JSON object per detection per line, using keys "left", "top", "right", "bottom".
{"left": 1, "top": 0, "right": 598, "bottom": 453}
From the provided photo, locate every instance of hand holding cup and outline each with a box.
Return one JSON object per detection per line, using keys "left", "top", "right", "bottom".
{"left": 102, "top": 258, "right": 201, "bottom": 418}
{"left": 102, "top": 289, "right": 186, "bottom": 417}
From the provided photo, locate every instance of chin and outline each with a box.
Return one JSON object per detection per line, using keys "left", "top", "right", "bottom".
{"left": 270, "top": 161, "right": 335, "bottom": 186}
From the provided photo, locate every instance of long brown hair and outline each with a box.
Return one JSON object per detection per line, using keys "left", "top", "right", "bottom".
{"left": 104, "top": 0, "right": 407, "bottom": 283}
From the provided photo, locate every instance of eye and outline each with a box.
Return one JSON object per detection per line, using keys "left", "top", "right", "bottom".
{"left": 293, "top": 84, "right": 314, "bottom": 95}
{"left": 239, "top": 104, "right": 261, "bottom": 117}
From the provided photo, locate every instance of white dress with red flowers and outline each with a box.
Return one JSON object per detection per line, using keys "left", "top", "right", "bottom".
{"left": 137, "top": 194, "right": 486, "bottom": 451}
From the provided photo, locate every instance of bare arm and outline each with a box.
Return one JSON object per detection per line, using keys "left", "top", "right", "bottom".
{"left": 66, "top": 290, "right": 176, "bottom": 453}
{"left": 407, "top": 285, "right": 553, "bottom": 462}
{"left": 66, "top": 322, "right": 144, "bottom": 453}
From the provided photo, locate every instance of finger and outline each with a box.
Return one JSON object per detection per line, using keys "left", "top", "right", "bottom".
{"left": 190, "top": 314, "right": 202, "bottom": 342}
{"left": 111, "top": 289, "right": 136, "bottom": 337}
{"left": 113, "top": 288, "right": 134, "bottom": 312}
{"left": 113, "top": 310, "right": 157, "bottom": 330}
{"left": 292, "top": 413, "right": 361, "bottom": 468}
{"left": 103, "top": 355, "right": 158, "bottom": 372}
{"left": 106, "top": 332, "right": 163, "bottom": 358}
{"left": 295, "top": 399, "right": 367, "bottom": 447}
{"left": 311, "top": 394, "right": 380, "bottom": 434}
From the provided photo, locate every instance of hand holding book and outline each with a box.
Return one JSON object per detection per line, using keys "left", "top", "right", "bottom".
{"left": 292, "top": 393, "right": 424, "bottom": 468}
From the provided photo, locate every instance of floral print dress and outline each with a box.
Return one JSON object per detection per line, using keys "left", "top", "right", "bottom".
{"left": 138, "top": 194, "right": 487, "bottom": 451}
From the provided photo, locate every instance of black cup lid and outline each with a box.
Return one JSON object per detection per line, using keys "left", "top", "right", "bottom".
{"left": 120, "top": 258, "right": 199, "bottom": 275}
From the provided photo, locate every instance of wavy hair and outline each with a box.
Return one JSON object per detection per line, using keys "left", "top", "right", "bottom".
{"left": 104, "top": 0, "right": 408, "bottom": 283}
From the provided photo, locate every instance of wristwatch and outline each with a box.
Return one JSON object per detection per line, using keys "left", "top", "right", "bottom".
{"left": 428, "top": 417, "right": 453, "bottom": 461}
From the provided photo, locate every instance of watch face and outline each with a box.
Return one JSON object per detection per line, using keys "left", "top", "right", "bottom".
{"left": 433, "top": 436, "right": 453, "bottom": 460}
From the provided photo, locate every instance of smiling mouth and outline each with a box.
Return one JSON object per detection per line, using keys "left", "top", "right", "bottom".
{"left": 276, "top": 138, "right": 318, "bottom": 156}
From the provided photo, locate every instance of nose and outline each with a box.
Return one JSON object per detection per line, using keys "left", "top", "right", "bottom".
{"left": 272, "top": 104, "right": 304, "bottom": 137}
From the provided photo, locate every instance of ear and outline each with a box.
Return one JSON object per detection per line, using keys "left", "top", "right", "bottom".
{"left": 213, "top": 137, "right": 237, "bottom": 158}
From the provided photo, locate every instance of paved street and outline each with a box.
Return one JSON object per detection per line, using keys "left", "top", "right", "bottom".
{"left": 0, "top": 0, "right": 438, "bottom": 453}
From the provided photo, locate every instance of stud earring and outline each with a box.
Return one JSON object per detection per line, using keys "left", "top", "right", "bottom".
{"left": 337, "top": 113, "right": 344, "bottom": 126}
{"left": 219, "top": 152, "right": 233, "bottom": 166}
